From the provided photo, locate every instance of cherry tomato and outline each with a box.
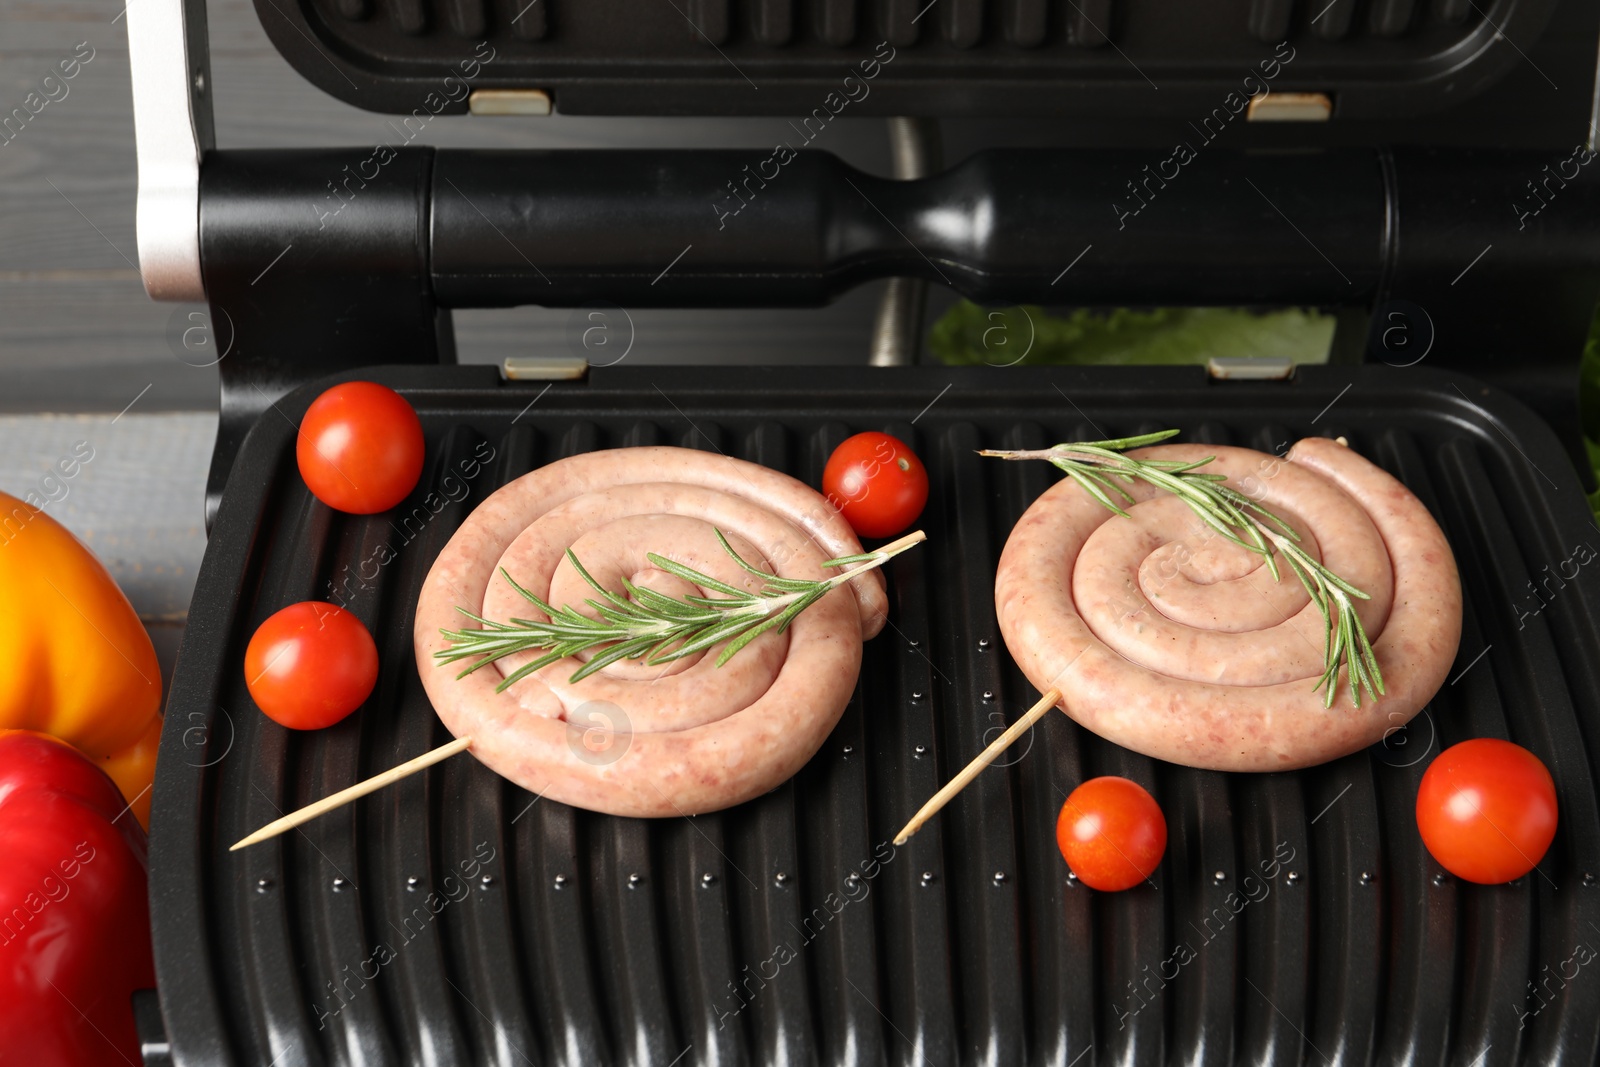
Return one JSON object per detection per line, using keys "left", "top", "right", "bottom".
{"left": 297, "top": 381, "right": 424, "bottom": 514}
{"left": 245, "top": 602, "right": 379, "bottom": 730}
{"left": 1056, "top": 776, "right": 1167, "bottom": 892}
{"left": 1416, "top": 738, "right": 1557, "bottom": 884}
{"left": 822, "top": 431, "right": 929, "bottom": 539}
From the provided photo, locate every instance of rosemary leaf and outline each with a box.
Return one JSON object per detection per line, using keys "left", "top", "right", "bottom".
{"left": 981, "top": 432, "right": 1385, "bottom": 708}
{"left": 438, "top": 528, "right": 927, "bottom": 688}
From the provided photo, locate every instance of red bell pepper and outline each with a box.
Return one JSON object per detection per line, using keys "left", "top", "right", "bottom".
{"left": 0, "top": 730, "right": 154, "bottom": 1065}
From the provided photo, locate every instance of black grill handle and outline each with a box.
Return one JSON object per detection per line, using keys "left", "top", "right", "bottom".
{"left": 429, "top": 147, "right": 1389, "bottom": 307}
{"left": 199, "top": 144, "right": 1600, "bottom": 359}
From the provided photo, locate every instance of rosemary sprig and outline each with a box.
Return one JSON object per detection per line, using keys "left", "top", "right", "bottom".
{"left": 982, "top": 430, "right": 1384, "bottom": 708}
{"left": 437, "top": 529, "right": 926, "bottom": 692}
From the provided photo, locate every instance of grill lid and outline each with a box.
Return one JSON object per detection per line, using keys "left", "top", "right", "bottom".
{"left": 250, "top": 0, "right": 1598, "bottom": 143}
{"left": 146, "top": 363, "right": 1600, "bottom": 1066}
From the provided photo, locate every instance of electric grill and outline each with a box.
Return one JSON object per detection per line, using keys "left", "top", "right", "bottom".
{"left": 124, "top": 2, "right": 1600, "bottom": 1064}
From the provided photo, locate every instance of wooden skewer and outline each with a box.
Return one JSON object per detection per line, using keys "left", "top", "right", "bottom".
{"left": 230, "top": 736, "right": 474, "bottom": 851}
{"left": 893, "top": 689, "right": 1061, "bottom": 846}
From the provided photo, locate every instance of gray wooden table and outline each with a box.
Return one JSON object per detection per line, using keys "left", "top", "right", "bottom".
{"left": 0, "top": 413, "right": 212, "bottom": 688}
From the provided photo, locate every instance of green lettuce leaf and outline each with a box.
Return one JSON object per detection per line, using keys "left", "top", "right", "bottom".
{"left": 928, "top": 304, "right": 1335, "bottom": 368}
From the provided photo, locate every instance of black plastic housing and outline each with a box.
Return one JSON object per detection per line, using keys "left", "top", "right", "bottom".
{"left": 201, "top": 144, "right": 1600, "bottom": 365}
{"left": 146, "top": 363, "right": 1600, "bottom": 1067}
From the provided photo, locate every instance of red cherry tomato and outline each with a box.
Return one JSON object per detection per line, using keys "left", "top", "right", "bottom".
{"left": 1416, "top": 738, "right": 1557, "bottom": 884}
{"left": 245, "top": 602, "right": 378, "bottom": 730}
{"left": 296, "top": 381, "right": 424, "bottom": 514}
{"left": 822, "top": 431, "right": 929, "bottom": 539}
{"left": 1056, "top": 776, "right": 1167, "bottom": 892}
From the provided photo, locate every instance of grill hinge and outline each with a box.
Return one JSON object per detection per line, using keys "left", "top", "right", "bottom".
{"left": 126, "top": 0, "right": 213, "bottom": 301}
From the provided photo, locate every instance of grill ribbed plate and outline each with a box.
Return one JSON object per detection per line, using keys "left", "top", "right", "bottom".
{"left": 149, "top": 364, "right": 1600, "bottom": 1066}
{"left": 255, "top": 0, "right": 1594, "bottom": 134}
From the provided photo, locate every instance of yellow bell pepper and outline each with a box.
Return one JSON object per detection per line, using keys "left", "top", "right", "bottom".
{"left": 0, "top": 490, "right": 162, "bottom": 828}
